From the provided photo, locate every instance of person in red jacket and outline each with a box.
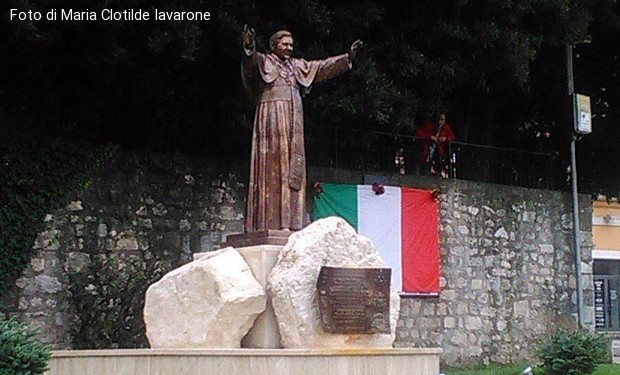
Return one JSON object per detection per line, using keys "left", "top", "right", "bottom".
{"left": 415, "top": 113, "right": 455, "bottom": 177}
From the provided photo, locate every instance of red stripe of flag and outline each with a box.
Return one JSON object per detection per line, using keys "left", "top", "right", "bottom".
{"left": 401, "top": 188, "right": 440, "bottom": 293}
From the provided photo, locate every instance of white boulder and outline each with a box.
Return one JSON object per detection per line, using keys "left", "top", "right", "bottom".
{"left": 144, "top": 247, "right": 266, "bottom": 348}
{"left": 268, "top": 217, "right": 400, "bottom": 348}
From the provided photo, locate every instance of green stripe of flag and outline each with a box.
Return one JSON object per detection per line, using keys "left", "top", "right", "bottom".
{"left": 313, "top": 182, "right": 358, "bottom": 228}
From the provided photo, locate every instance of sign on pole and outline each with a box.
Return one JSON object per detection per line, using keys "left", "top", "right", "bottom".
{"left": 574, "top": 94, "right": 592, "bottom": 134}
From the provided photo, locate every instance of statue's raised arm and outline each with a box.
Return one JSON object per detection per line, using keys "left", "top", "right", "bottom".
{"left": 242, "top": 24, "right": 255, "bottom": 51}
{"left": 349, "top": 39, "right": 363, "bottom": 62}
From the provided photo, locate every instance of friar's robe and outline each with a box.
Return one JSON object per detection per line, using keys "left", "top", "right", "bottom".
{"left": 242, "top": 44, "right": 351, "bottom": 231}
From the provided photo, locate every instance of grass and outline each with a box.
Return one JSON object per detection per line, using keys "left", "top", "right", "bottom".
{"left": 444, "top": 363, "right": 620, "bottom": 375}
{"left": 594, "top": 364, "right": 620, "bottom": 375}
{"left": 444, "top": 364, "right": 532, "bottom": 375}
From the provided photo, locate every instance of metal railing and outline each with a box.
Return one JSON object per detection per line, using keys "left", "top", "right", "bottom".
{"left": 448, "top": 141, "right": 557, "bottom": 190}
{"left": 306, "top": 127, "right": 560, "bottom": 190}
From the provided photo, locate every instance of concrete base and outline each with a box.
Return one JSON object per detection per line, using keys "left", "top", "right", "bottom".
{"left": 237, "top": 245, "right": 283, "bottom": 349}
{"left": 194, "top": 245, "right": 283, "bottom": 348}
{"left": 45, "top": 348, "right": 443, "bottom": 375}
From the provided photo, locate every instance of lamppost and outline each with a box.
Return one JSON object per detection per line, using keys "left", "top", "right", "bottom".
{"left": 565, "top": 38, "right": 591, "bottom": 329}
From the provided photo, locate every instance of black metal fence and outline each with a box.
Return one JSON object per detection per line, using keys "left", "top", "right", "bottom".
{"left": 306, "top": 128, "right": 561, "bottom": 190}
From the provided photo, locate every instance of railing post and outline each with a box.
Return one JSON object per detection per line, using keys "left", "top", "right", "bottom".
{"left": 451, "top": 142, "right": 458, "bottom": 179}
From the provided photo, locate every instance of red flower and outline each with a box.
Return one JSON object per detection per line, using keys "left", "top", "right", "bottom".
{"left": 313, "top": 181, "right": 323, "bottom": 197}
{"left": 372, "top": 183, "right": 385, "bottom": 195}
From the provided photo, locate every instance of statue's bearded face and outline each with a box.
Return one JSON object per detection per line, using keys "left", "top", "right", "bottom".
{"left": 274, "top": 36, "right": 294, "bottom": 60}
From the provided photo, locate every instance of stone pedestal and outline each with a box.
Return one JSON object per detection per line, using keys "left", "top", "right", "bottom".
{"left": 222, "top": 230, "right": 293, "bottom": 247}
{"left": 195, "top": 241, "right": 284, "bottom": 348}
{"left": 268, "top": 217, "right": 400, "bottom": 348}
{"left": 237, "top": 245, "right": 283, "bottom": 349}
{"left": 46, "top": 348, "right": 443, "bottom": 375}
{"left": 218, "top": 231, "right": 292, "bottom": 348}
{"left": 145, "top": 248, "right": 266, "bottom": 348}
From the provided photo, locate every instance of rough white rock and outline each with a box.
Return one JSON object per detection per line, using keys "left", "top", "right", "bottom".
{"left": 144, "top": 247, "right": 266, "bottom": 348}
{"left": 268, "top": 217, "right": 400, "bottom": 348}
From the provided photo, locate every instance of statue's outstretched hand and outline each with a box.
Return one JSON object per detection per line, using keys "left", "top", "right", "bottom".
{"left": 349, "top": 39, "right": 363, "bottom": 61}
{"left": 242, "top": 24, "right": 255, "bottom": 47}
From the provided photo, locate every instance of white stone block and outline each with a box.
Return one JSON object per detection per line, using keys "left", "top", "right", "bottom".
{"left": 144, "top": 247, "right": 266, "bottom": 348}
{"left": 268, "top": 217, "right": 400, "bottom": 348}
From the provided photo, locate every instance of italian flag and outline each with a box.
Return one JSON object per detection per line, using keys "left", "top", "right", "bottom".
{"left": 313, "top": 183, "right": 440, "bottom": 296}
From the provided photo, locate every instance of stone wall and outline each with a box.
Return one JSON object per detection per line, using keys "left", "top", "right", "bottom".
{"left": 1, "top": 153, "right": 593, "bottom": 367}
{"left": 395, "top": 177, "right": 593, "bottom": 367}
{"left": 0, "top": 152, "right": 247, "bottom": 347}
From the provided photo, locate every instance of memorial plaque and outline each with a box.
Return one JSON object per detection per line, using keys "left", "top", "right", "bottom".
{"left": 316, "top": 266, "right": 391, "bottom": 334}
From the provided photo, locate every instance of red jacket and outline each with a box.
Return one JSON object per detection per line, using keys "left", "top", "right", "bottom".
{"left": 415, "top": 122, "right": 455, "bottom": 162}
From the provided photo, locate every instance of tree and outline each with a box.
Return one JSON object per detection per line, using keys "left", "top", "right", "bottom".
{"left": 573, "top": 0, "right": 620, "bottom": 195}
{"left": 2, "top": 0, "right": 618, "bottom": 194}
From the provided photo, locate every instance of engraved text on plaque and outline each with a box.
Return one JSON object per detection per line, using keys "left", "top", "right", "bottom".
{"left": 316, "top": 266, "right": 391, "bottom": 334}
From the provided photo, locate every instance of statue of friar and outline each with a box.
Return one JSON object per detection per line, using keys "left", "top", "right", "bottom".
{"left": 241, "top": 25, "right": 362, "bottom": 232}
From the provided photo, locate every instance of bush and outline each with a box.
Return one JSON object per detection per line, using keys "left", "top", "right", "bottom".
{"left": 0, "top": 131, "right": 118, "bottom": 296}
{"left": 68, "top": 255, "right": 175, "bottom": 349}
{"left": 537, "top": 328, "right": 607, "bottom": 375}
{"left": 0, "top": 318, "right": 51, "bottom": 375}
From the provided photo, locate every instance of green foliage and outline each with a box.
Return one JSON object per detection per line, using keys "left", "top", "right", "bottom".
{"left": 2, "top": 0, "right": 591, "bottom": 150}
{"left": 2, "top": 1, "right": 619, "bottom": 192}
{"left": 537, "top": 329, "right": 608, "bottom": 375}
{"left": 0, "top": 132, "right": 118, "bottom": 296}
{"left": 0, "top": 318, "right": 51, "bottom": 375}
{"left": 68, "top": 255, "right": 175, "bottom": 349}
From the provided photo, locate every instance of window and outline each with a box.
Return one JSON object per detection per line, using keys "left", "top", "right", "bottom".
{"left": 594, "top": 260, "right": 620, "bottom": 331}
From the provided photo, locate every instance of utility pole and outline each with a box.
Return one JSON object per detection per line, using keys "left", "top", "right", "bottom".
{"left": 566, "top": 37, "right": 592, "bottom": 328}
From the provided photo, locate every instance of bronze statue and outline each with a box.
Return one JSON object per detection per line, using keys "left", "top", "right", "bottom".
{"left": 241, "top": 26, "right": 362, "bottom": 232}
